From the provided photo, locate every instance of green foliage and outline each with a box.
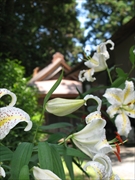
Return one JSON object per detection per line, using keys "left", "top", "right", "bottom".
{"left": 0, "top": 58, "right": 42, "bottom": 148}
{"left": 0, "top": 58, "right": 39, "bottom": 117}
{"left": 0, "top": 0, "right": 83, "bottom": 75}
{"left": 82, "top": 0, "right": 134, "bottom": 46}
{"left": 10, "top": 142, "right": 33, "bottom": 180}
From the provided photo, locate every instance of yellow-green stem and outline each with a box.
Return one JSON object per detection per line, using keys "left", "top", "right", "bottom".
{"left": 106, "top": 67, "right": 113, "bottom": 85}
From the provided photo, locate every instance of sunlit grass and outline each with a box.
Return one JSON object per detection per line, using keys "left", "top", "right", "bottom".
{"left": 63, "top": 160, "right": 97, "bottom": 180}
{"left": 63, "top": 160, "right": 123, "bottom": 180}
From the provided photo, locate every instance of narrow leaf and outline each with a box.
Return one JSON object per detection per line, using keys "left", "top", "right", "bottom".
{"left": 10, "top": 142, "right": 33, "bottom": 179}
{"left": 50, "top": 145, "right": 65, "bottom": 180}
{"left": 40, "top": 122, "right": 73, "bottom": 130}
{"left": 38, "top": 142, "right": 53, "bottom": 171}
{"left": 63, "top": 155, "right": 74, "bottom": 180}
{"left": 116, "top": 68, "right": 127, "bottom": 78}
{"left": 0, "top": 145, "right": 13, "bottom": 161}
{"left": 111, "top": 77, "right": 126, "bottom": 87}
{"left": 19, "top": 165, "right": 30, "bottom": 180}
{"left": 47, "top": 132, "right": 65, "bottom": 143}
{"left": 43, "top": 70, "right": 63, "bottom": 111}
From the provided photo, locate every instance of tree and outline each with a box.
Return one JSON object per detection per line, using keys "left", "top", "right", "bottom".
{"left": 0, "top": 0, "right": 83, "bottom": 76}
{"left": 82, "top": 0, "right": 134, "bottom": 47}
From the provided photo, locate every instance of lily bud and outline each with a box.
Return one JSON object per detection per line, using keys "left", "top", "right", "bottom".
{"left": 46, "top": 98, "right": 86, "bottom": 116}
{"left": 46, "top": 95, "right": 101, "bottom": 117}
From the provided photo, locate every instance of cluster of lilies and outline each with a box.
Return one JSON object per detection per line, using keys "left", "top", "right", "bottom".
{"left": 0, "top": 40, "right": 135, "bottom": 179}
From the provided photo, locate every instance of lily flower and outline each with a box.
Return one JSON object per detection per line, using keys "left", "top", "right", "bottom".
{"left": 103, "top": 80, "right": 135, "bottom": 137}
{"left": 46, "top": 94, "right": 101, "bottom": 116}
{"left": 0, "top": 106, "right": 32, "bottom": 139}
{"left": 0, "top": 88, "right": 32, "bottom": 139}
{"left": 79, "top": 40, "right": 114, "bottom": 82}
{"left": 33, "top": 166, "right": 61, "bottom": 180}
{"left": 83, "top": 153, "right": 120, "bottom": 180}
{"left": 0, "top": 88, "right": 17, "bottom": 106}
{"left": 0, "top": 166, "right": 6, "bottom": 178}
{"left": 68, "top": 118, "right": 113, "bottom": 158}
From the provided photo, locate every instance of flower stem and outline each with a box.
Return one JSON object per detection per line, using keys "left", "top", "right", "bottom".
{"left": 106, "top": 67, "right": 113, "bottom": 85}
{"left": 33, "top": 110, "right": 44, "bottom": 144}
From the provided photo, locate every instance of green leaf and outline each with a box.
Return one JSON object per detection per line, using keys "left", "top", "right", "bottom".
{"left": 66, "top": 147, "right": 88, "bottom": 159}
{"left": 129, "top": 45, "right": 135, "bottom": 65}
{"left": 111, "top": 77, "right": 126, "bottom": 87}
{"left": 10, "top": 142, "right": 33, "bottom": 179}
{"left": 0, "top": 145, "right": 13, "bottom": 161}
{"left": 52, "top": 144, "right": 88, "bottom": 159}
{"left": 40, "top": 122, "right": 73, "bottom": 130}
{"left": 116, "top": 68, "right": 128, "bottom": 78}
{"left": 43, "top": 70, "right": 63, "bottom": 112}
{"left": 47, "top": 132, "right": 65, "bottom": 143}
{"left": 50, "top": 145, "right": 65, "bottom": 180}
{"left": 63, "top": 155, "right": 74, "bottom": 180}
{"left": 19, "top": 165, "right": 30, "bottom": 180}
{"left": 38, "top": 142, "right": 53, "bottom": 170}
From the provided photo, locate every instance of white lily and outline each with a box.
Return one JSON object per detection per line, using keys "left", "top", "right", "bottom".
{"left": 33, "top": 166, "right": 61, "bottom": 180}
{"left": 70, "top": 118, "right": 112, "bottom": 158}
{"left": 0, "top": 88, "right": 17, "bottom": 106}
{"left": 79, "top": 40, "right": 114, "bottom": 82}
{"left": 0, "top": 166, "right": 6, "bottom": 178}
{"left": 83, "top": 153, "right": 120, "bottom": 180}
{"left": 0, "top": 88, "right": 32, "bottom": 139}
{"left": 0, "top": 106, "right": 32, "bottom": 139}
{"left": 103, "top": 80, "right": 135, "bottom": 137}
{"left": 46, "top": 94, "right": 101, "bottom": 116}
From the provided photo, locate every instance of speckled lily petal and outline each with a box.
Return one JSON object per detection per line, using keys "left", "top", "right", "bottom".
{"left": 0, "top": 106, "right": 32, "bottom": 139}
{"left": 83, "top": 161, "right": 105, "bottom": 180}
{"left": 0, "top": 88, "right": 17, "bottom": 107}
{"left": 83, "top": 153, "right": 119, "bottom": 180}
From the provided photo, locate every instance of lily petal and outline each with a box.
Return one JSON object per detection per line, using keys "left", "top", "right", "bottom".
{"left": 110, "top": 173, "right": 121, "bottom": 180}
{"left": 0, "top": 166, "right": 6, "bottom": 177}
{"left": 106, "top": 104, "right": 120, "bottom": 118}
{"left": 83, "top": 153, "right": 119, "bottom": 180}
{"left": 115, "top": 112, "right": 132, "bottom": 137}
{"left": 71, "top": 119, "right": 112, "bottom": 158}
{"left": 93, "top": 153, "right": 112, "bottom": 178}
{"left": 123, "top": 81, "right": 135, "bottom": 104}
{"left": 103, "top": 88, "right": 123, "bottom": 105}
{"left": 78, "top": 69, "right": 96, "bottom": 82}
{"left": 85, "top": 111, "right": 102, "bottom": 124}
{"left": 123, "top": 104, "right": 135, "bottom": 118}
{"left": 96, "top": 39, "right": 114, "bottom": 58}
{"left": 84, "top": 95, "right": 102, "bottom": 110}
{"left": 0, "top": 106, "right": 32, "bottom": 139}
{"left": 84, "top": 161, "right": 105, "bottom": 180}
{"left": 33, "top": 166, "right": 61, "bottom": 180}
{"left": 84, "top": 53, "right": 108, "bottom": 72}
{"left": 0, "top": 88, "right": 17, "bottom": 107}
